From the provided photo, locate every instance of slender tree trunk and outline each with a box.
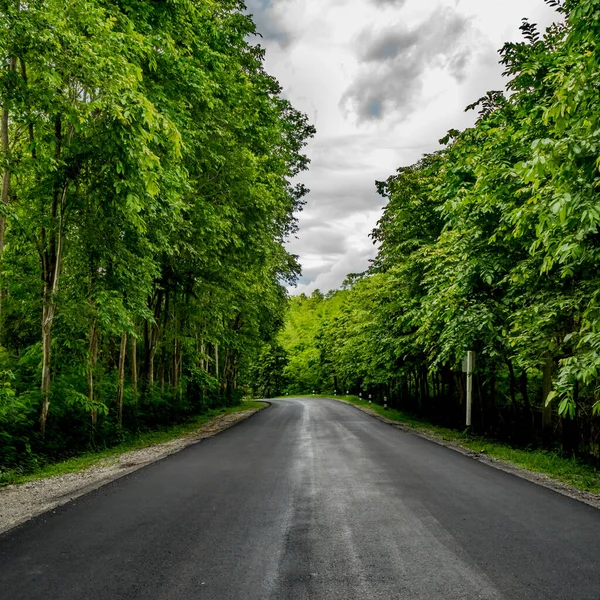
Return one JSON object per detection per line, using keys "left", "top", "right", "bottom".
{"left": 39, "top": 177, "right": 68, "bottom": 436}
{"left": 172, "top": 338, "right": 179, "bottom": 390}
{"left": 145, "top": 291, "right": 163, "bottom": 389}
{"left": 160, "top": 338, "right": 167, "bottom": 391}
{"left": 542, "top": 354, "right": 553, "bottom": 442}
{"left": 520, "top": 371, "right": 530, "bottom": 407}
{"left": 507, "top": 360, "right": 517, "bottom": 405}
{"left": 88, "top": 322, "right": 99, "bottom": 427}
{"left": 0, "top": 56, "right": 17, "bottom": 255}
{"left": 0, "top": 56, "right": 17, "bottom": 338}
{"left": 222, "top": 350, "right": 230, "bottom": 393}
{"left": 413, "top": 368, "right": 422, "bottom": 412}
{"left": 489, "top": 372, "right": 497, "bottom": 424}
{"left": 454, "top": 372, "right": 465, "bottom": 421}
{"left": 131, "top": 336, "right": 137, "bottom": 397}
{"left": 178, "top": 339, "right": 183, "bottom": 401}
{"left": 40, "top": 295, "right": 55, "bottom": 437}
{"left": 421, "top": 366, "right": 429, "bottom": 409}
{"left": 116, "top": 332, "right": 127, "bottom": 426}
{"left": 215, "top": 343, "right": 219, "bottom": 381}
{"left": 519, "top": 370, "right": 534, "bottom": 435}
{"left": 20, "top": 59, "right": 35, "bottom": 160}
{"left": 148, "top": 344, "right": 155, "bottom": 387}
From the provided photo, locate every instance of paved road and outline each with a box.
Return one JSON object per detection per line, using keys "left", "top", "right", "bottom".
{"left": 1, "top": 398, "right": 599, "bottom": 599}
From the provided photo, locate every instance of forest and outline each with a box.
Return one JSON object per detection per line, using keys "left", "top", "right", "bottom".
{"left": 254, "top": 0, "right": 600, "bottom": 459}
{"left": 0, "top": 0, "right": 314, "bottom": 475}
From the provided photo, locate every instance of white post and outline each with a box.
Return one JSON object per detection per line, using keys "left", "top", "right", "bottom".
{"left": 384, "top": 396, "right": 388, "bottom": 409}
{"left": 466, "top": 351, "right": 475, "bottom": 427}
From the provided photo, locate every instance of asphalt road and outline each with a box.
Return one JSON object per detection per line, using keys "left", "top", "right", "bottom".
{"left": 1, "top": 398, "right": 599, "bottom": 600}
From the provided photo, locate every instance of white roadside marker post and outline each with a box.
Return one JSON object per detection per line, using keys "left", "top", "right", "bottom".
{"left": 384, "top": 396, "right": 388, "bottom": 409}
{"left": 369, "top": 394, "right": 372, "bottom": 405}
{"left": 462, "top": 351, "right": 475, "bottom": 427}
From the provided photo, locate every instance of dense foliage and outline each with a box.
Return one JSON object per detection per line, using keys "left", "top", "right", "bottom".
{"left": 267, "top": 0, "right": 600, "bottom": 457}
{"left": 0, "top": 0, "right": 314, "bottom": 474}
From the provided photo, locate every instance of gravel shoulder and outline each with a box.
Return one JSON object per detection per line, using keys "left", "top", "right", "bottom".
{"left": 333, "top": 397, "right": 600, "bottom": 511}
{"left": 0, "top": 407, "right": 265, "bottom": 535}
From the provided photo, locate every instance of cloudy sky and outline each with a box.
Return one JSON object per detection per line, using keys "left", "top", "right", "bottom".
{"left": 245, "top": 0, "right": 560, "bottom": 294}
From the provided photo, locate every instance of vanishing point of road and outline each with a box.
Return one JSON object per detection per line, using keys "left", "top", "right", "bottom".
{"left": 1, "top": 397, "right": 599, "bottom": 599}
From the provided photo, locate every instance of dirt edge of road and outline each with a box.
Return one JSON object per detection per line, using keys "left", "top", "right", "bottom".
{"left": 0, "top": 405, "right": 268, "bottom": 536}
{"left": 333, "top": 398, "right": 600, "bottom": 511}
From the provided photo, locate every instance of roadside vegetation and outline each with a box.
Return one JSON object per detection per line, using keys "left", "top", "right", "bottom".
{"left": 253, "top": 1, "right": 600, "bottom": 472}
{"left": 0, "top": 1, "right": 313, "bottom": 477}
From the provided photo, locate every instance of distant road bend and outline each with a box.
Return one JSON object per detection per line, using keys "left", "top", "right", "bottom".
{"left": 1, "top": 397, "right": 599, "bottom": 599}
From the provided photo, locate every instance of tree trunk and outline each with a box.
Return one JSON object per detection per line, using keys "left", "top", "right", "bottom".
{"left": 145, "top": 291, "right": 163, "bottom": 389}
{"left": 489, "top": 372, "right": 497, "bottom": 422}
{"left": 116, "top": 332, "right": 127, "bottom": 426}
{"left": 215, "top": 343, "right": 219, "bottom": 381}
{"left": 454, "top": 372, "right": 465, "bottom": 405}
{"left": 178, "top": 339, "right": 183, "bottom": 400}
{"left": 507, "top": 360, "right": 517, "bottom": 405}
{"left": 519, "top": 370, "right": 534, "bottom": 436}
{"left": 420, "top": 366, "right": 429, "bottom": 412}
{"left": 39, "top": 115, "right": 68, "bottom": 436}
{"left": 172, "top": 338, "right": 179, "bottom": 391}
{"left": 413, "top": 368, "right": 421, "bottom": 412}
{"left": 542, "top": 354, "right": 553, "bottom": 442}
{"left": 40, "top": 296, "right": 55, "bottom": 438}
{"left": 20, "top": 59, "right": 35, "bottom": 160}
{"left": 0, "top": 55, "right": 17, "bottom": 337}
{"left": 222, "top": 350, "right": 230, "bottom": 393}
{"left": 88, "top": 322, "right": 99, "bottom": 427}
{"left": 0, "top": 56, "right": 17, "bottom": 255}
{"left": 131, "top": 336, "right": 137, "bottom": 396}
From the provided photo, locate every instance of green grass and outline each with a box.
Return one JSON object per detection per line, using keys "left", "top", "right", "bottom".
{"left": 284, "top": 394, "right": 600, "bottom": 495}
{"left": 1, "top": 401, "right": 267, "bottom": 486}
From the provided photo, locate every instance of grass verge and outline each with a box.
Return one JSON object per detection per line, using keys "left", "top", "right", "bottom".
{"left": 1, "top": 401, "right": 267, "bottom": 487}
{"left": 291, "top": 394, "right": 600, "bottom": 495}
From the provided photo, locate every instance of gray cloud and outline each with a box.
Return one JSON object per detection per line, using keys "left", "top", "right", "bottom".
{"left": 294, "top": 227, "right": 348, "bottom": 257}
{"left": 341, "top": 8, "right": 472, "bottom": 122}
{"left": 245, "top": 0, "right": 291, "bottom": 45}
{"left": 361, "top": 29, "right": 420, "bottom": 62}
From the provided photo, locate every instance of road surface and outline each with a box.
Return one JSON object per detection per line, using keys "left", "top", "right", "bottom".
{"left": 1, "top": 397, "right": 599, "bottom": 599}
